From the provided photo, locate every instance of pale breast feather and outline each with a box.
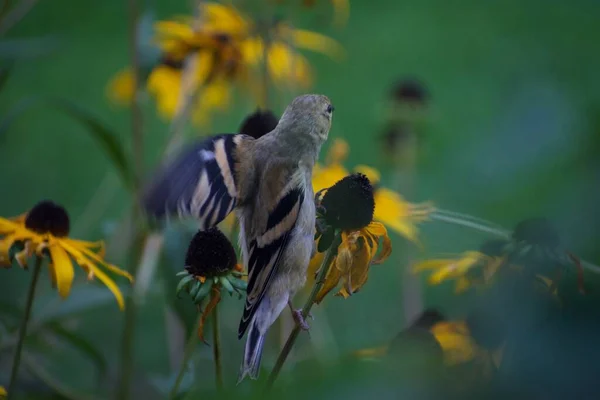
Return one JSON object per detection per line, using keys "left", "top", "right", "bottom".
{"left": 142, "top": 134, "right": 244, "bottom": 230}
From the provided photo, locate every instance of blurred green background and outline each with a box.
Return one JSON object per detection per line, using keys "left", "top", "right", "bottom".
{"left": 1, "top": 0, "right": 600, "bottom": 398}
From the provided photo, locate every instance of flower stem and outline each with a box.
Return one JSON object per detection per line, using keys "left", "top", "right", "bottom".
{"left": 430, "top": 211, "right": 511, "bottom": 239}
{"left": 211, "top": 299, "right": 223, "bottom": 390}
{"left": 266, "top": 233, "right": 341, "bottom": 388}
{"left": 169, "top": 311, "right": 203, "bottom": 400}
{"left": 7, "top": 256, "right": 42, "bottom": 399}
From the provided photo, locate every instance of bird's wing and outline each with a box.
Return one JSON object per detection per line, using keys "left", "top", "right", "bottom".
{"left": 143, "top": 134, "right": 251, "bottom": 229}
{"left": 238, "top": 173, "right": 305, "bottom": 338}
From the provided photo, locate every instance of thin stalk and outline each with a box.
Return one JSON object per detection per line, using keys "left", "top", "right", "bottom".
{"left": 116, "top": 0, "right": 145, "bottom": 397}
{"left": 429, "top": 212, "right": 511, "bottom": 239}
{"left": 266, "top": 233, "right": 341, "bottom": 388}
{"left": 7, "top": 256, "right": 42, "bottom": 399}
{"left": 169, "top": 311, "right": 203, "bottom": 400}
{"left": 211, "top": 300, "right": 223, "bottom": 390}
{"left": 433, "top": 208, "right": 508, "bottom": 233}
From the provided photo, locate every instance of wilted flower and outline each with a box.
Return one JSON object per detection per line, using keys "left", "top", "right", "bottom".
{"left": 0, "top": 201, "right": 133, "bottom": 309}
{"left": 313, "top": 138, "right": 433, "bottom": 242}
{"left": 312, "top": 174, "right": 392, "bottom": 302}
{"left": 176, "top": 227, "right": 246, "bottom": 341}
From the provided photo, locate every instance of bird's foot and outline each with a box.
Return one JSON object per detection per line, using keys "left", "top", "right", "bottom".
{"left": 291, "top": 309, "right": 312, "bottom": 331}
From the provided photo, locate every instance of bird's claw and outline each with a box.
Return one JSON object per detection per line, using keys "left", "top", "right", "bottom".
{"left": 292, "top": 309, "right": 311, "bottom": 331}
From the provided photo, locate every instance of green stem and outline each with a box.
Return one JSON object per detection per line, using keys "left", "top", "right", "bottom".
{"left": 266, "top": 233, "right": 341, "bottom": 388}
{"left": 430, "top": 211, "right": 511, "bottom": 239}
{"left": 7, "top": 256, "right": 42, "bottom": 399}
{"left": 169, "top": 312, "right": 202, "bottom": 400}
{"left": 211, "top": 299, "right": 223, "bottom": 390}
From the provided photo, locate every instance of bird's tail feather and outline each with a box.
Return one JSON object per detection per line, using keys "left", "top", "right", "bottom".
{"left": 238, "top": 323, "right": 265, "bottom": 384}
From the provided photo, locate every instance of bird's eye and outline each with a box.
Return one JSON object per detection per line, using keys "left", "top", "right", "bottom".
{"left": 326, "top": 104, "right": 335, "bottom": 114}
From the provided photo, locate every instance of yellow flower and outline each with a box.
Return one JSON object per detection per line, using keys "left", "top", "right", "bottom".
{"left": 312, "top": 138, "right": 433, "bottom": 243}
{"left": 0, "top": 386, "right": 5, "bottom": 399}
{"left": 0, "top": 201, "right": 133, "bottom": 310}
{"left": 312, "top": 174, "right": 392, "bottom": 302}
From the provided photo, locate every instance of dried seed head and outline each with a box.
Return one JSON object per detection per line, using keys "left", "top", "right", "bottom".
{"left": 25, "top": 200, "right": 70, "bottom": 237}
{"left": 185, "top": 228, "right": 237, "bottom": 278}
{"left": 321, "top": 173, "right": 375, "bottom": 231}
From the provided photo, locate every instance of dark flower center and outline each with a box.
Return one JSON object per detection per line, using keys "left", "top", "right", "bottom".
{"left": 320, "top": 173, "right": 375, "bottom": 231}
{"left": 160, "top": 56, "right": 184, "bottom": 70}
{"left": 185, "top": 227, "right": 237, "bottom": 278}
{"left": 512, "top": 217, "right": 560, "bottom": 249}
{"left": 24, "top": 200, "right": 70, "bottom": 237}
{"left": 238, "top": 109, "right": 278, "bottom": 139}
{"left": 391, "top": 78, "right": 428, "bottom": 104}
{"left": 479, "top": 239, "right": 509, "bottom": 258}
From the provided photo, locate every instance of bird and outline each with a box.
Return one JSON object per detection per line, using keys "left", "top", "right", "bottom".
{"left": 142, "top": 94, "right": 335, "bottom": 382}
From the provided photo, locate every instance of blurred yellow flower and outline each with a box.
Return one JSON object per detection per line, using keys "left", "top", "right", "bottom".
{"left": 106, "top": 68, "right": 135, "bottom": 105}
{"left": 412, "top": 251, "right": 500, "bottom": 293}
{"left": 0, "top": 201, "right": 133, "bottom": 310}
{"left": 107, "top": 2, "right": 343, "bottom": 125}
{"left": 430, "top": 321, "right": 477, "bottom": 365}
{"left": 313, "top": 138, "right": 433, "bottom": 243}
{"left": 0, "top": 386, "right": 5, "bottom": 399}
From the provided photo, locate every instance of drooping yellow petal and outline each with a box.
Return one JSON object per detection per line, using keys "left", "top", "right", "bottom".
{"left": 431, "top": 321, "right": 477, "bottom": 365}
{"left": 49, "top": 243, "right": 75, "bottom": 299}
{"left": 201, "top": 3, "right": 250, "bottom": 36}
{"left": 81, "top": 260, "right": 126, "bottom": 310}
{"left": 106, "top": 68, "right": 135, "bottom": 105}
{"left": 60, "top": 240, "right": 133, "bottom": 282}
{"left": 366, "top": 222, "right": 392, "bottom": 264}
{"left": 267, "top": 42, "right": 313, "bottom": 88}
{"left": 291, "top": 29, "right": 345, "bottom": 61}
{"left": 315, "top": 254, "right": 343, "bottom": 304}
{"left": 354, "top": 165, "right": 381, "bottom": 186}
{"left": 338, "top": 236, "right": 372, "bottom": 298}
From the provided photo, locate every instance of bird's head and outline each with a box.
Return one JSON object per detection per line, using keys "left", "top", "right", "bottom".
{"left": 278, "top": 94, "right": 334, "bottom": 146}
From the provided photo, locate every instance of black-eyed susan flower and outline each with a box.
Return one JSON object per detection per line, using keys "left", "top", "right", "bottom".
{"left": 312, "top": 174, "right": 392, "bottom": 302}
{"left": 176, "top": 227, "right": 246, "bottom": 341}
{"left": 312, "top": 138, "right": 433, "bottom": 243}
{"left": 0, "top": 201, "right": 133, "bottom": 309}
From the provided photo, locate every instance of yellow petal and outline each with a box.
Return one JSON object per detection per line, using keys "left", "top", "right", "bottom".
{"left": 0, "top": 386, "right": 6, "bottom": 397}
{"left": 315, "top": 254, "right": 343, "bottom": 304}
{"left": 412, "top": 258, "right": 456, "bottom": 272}
{"left": 60, "top": 240, "right": 133, "bottom": 282}
{"left": 82, "top": 260, "right": 126, "bottom": 310}
{"left": 353, "top": 345, "right": 389, "bottom": 359}
{"left": 201, "top": 3, "right": 249, "bottom": 36}
{"left": 454, "top": 276, "right": 471, "bottom": 293}
{"left": 373, "top": 188, "right": 421, "bottom": 243}
{"left": 338, "top": 237, "right": 372, "bottom": 298}
{"left": 312, "top": 163, "right": 349, "bottom": 192}
{"left": 193, "top": 78, "right": 231, "bottom": 126}
{"left": 353, "top": 165, "right": 381, "bottom": 186}
{"left": 49, "top": 243, "right": 75, "bottom": 299}
{"left": 147, "top": 65, "right": 182, "bottom": 119}
{"left": 291, "top": 29, "right": 345, "bottom": 61}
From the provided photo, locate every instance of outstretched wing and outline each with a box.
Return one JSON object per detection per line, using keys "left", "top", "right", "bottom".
{"left": 143, "top": 134, "right": 247, "bottom": 229}
{"left": 238, "top": 183, "right": 305, "bottom": 338}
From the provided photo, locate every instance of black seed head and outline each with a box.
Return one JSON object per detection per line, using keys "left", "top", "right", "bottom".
{"left": 239, "top": 109, "right": 278, "bottom": 139}
{"left": 159, "top": 55, "right": 185, "bottom": 70}
{"left": 512, "top": 217, "right": 560, "bottom": 249}
{"left": 321, "top": 173, "right": 375, "bottom": 231}
{"left": 185, "top": 228, "right": 237, "bottom": 278}
{"left": 25, "top": 201, "right": 70, "bottom": 237}
{"left": 410, "top": 308, "right": 446, "bottom": 330}
{"left": 479, "top": 239, "right": 509, "bottom": 258}
{"left": 391, "top": 78, "right": 428, "bottom": 105}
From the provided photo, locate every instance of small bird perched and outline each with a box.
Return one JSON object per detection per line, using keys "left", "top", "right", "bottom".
{"left": 142, "top": 94, "right": 334, "bottom": 382}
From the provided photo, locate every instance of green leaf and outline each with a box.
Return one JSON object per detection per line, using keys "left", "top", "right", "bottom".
{"left": 22, "top": 354, "right": 103, "bottom": 400}
{"left": 0, "top": 36, "right": 62, "bottom": 60}
{"left": 194, "top": 281, "right": 212, "bottom": 303}
{"left": 46, "top": 323, "right": 108, "bottom": 382}
{"left": 31, "top": 285, "right": 130, "bottom": 328}
{"left": 176, "top": 274, "right": 195, "bottom": 295}
{"left": 0, "top": 96, "right": 134, "bottom": 190}
{"left": 220, "top": 277, "right": 234, "bottom": 295}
